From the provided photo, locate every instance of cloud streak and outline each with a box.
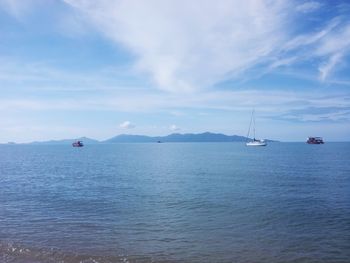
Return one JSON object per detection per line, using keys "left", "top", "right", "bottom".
{"left": 295, "top": 1, "right": 322, "bottom": 13}
{"left": 282, "top": 17, "right": 350, "bottom": 81}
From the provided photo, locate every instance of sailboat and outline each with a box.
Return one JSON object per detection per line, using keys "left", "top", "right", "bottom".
{"left": 246, "top": 109, "right": 267, "bottom": 146}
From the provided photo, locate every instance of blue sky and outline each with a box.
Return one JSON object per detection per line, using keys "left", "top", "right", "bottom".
{"left": 0, "top": 0, "right": 349, "bottom": 142}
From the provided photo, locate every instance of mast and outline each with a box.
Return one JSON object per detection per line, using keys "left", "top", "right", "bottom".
{"left": 246, "top": 109, "right": 254, "bottom": 141}
{"left": 253, "top": 109, "right": 256, "bottom": 140}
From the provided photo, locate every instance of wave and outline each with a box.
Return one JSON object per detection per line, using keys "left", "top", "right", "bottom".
{"left": 0, "top": 241, "right": 178, "bottom": 263}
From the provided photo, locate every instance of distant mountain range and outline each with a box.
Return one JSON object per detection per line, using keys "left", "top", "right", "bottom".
{"left": 104, "top": 132, "right": 250, "bottom": 143}
{"left": 22, "top": 132, "right": 276, "bottom": 144}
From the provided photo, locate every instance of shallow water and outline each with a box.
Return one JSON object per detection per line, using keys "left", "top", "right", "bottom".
{"left": 0, "top": 143, "right": 349, "bottom": 262}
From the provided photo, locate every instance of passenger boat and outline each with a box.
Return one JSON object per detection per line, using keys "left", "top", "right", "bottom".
{"left": 306, "top": 137, "right": 324, "bottom": 144}
{"left": 72, "top": 140, "right": 84, "bottom": 147}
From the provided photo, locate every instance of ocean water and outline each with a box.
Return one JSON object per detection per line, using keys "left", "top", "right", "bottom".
{"left": 0, "top": 142, "right": 349, "bottom": 263}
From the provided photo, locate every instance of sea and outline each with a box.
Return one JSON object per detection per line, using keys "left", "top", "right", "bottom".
{"left": 0, "top": 142, "right": 349, "bottom": 263}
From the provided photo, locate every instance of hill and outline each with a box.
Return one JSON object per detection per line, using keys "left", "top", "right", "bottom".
{"left": 104, "top": 132, "right": 257, "bottom": 143}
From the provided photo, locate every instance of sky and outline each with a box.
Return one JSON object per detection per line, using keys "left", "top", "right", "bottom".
{"left": 0, "top": 0, "right": 350, "bottom": 142}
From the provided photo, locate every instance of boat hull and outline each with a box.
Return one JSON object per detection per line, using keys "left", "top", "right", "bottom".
{"left": 306, "top": 137, "right": 324, "bottom": 144}
{"left": 246, "top": 141, "right": 267, "bottom": 146}
{"left": 72, "top": 141, "right": 84, "bottom": 147}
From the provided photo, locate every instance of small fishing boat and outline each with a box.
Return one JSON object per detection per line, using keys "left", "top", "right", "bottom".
{"left": 306, "top": 137, "right": 324, "bottom": 144}
{"left": 72, "top": 140, "right": 84, "bottom": 147}
{"left": 246, "top": 109, "right": 267, "bottom": 146}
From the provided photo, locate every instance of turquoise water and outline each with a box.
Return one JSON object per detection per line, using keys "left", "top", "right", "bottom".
{"left": 0, "top": 143, "right": 349, "bottom": 262}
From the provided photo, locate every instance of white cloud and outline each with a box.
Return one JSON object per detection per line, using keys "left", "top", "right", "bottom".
{"left": 119, "top": 121, "right": 135, "bottom": 129}
{"left": 169, "top": 124, "right": 180, "bottom": 131}
{"left": 63, "top": 0, "right": 291, "bottom": 92}
{"left": 62, "top": 0, "right": 350, "bottom": 88}
{"left": 295, "top": 1, "right": 322, "bottom": 13}
{"left": 318, "top": 53, "right": 343, "bottom": 81}
{"left": 315, "top": 24, "right": 350, "bottom": 56}
{"left": 2, "top": 0, "right": 349, "bottom": 91}
{"left": 283, "top": 18, "right": 340, "bottom": 51}
{"left": 315, "top": 24, "right": 350, "bottom": 81}
{"left": 281, "top": 18, "right": 350, "bottom": 81}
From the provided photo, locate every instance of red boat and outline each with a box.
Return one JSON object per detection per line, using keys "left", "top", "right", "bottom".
{"left": 72, "top": 140, "right": 84, "bottom": 147}
{"left": 307, "top": 137, "right": 324, "bottom": 144}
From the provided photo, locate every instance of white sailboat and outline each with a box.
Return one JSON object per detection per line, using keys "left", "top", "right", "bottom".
{"left": 246, "top": 109, "right": 267, "bottom": 146}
